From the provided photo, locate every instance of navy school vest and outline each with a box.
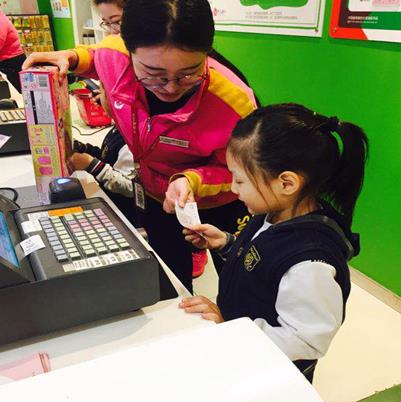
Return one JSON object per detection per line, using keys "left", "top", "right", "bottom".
{"left": 217, "top": 208, "right": 356, "bottom": 327}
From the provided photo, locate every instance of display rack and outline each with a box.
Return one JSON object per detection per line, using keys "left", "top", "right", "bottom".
{"left": 8, "top": 14, "right": 54, "bottom": 55}
{"left": 70, "top": 0, "right": 98, "bottom": 46}
{"left": 64, "top": 0, "right": 106, "bottom": 46}
{"left": 89, "top": 2, "right": 107, "bottom": 44}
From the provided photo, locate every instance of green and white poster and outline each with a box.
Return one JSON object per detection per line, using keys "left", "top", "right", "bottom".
{"left": 208, "top": 0, "right": 326, "bottom": 37}
{"left": 330, "top": 0, "right": 401, "bottom": 43}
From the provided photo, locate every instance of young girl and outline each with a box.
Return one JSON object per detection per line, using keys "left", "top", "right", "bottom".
{"left": 180, "top": 103, "right": 368, "bottom": 382}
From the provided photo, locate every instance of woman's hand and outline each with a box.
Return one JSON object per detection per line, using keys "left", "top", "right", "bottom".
{"left": 183, "top": 224, "right": 227, "bottom": 250}
{"left": 179, "top": 296, "right": 224, "bottom": 324}
{"left": 163, "top": 176, "right": 195, "bottom": 213}
{"left": 22, "top": 50, "right": 78, "bottom": 82}
{"left": 68, "top": 152, "right": 94, "bottom": 172}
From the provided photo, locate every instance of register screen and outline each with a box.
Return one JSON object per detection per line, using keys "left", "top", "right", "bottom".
{"left": 0, "top": 212, "right": 19, "bottom": 267}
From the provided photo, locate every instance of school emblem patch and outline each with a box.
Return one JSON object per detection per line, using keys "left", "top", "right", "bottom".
{"left": 244, "top": 245, "right": 261, "bottom": 271}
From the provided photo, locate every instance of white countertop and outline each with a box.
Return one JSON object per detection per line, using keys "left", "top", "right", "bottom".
{"left": 0, "top": 318, "right": 323, "bottom": 402}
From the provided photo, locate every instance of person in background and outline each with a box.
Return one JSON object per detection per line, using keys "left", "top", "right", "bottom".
{"left": 22, "top": 0, "right": 257, "bottom": 293}
{"left": 95, "top": 0, "right": 126, "bottom": 34}
{"left": 69, "top": 128, "right": 140, "bottom": 227}
{"left": 0, "top": 11, "right": 26, "bottom": 93}
{"left": 69, "top": 0, "right": 142, "bottom": 227}
{"left": 180, "top": 103, "right": 368, "bottom": 382}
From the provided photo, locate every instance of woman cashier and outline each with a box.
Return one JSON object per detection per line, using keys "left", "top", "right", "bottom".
{"left": 23, "top": 0, "right": 257, "bottom": 292}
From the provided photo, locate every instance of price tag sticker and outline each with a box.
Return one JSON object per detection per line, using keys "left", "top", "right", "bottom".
{"left": 21, "top": 220, "right": 42, "bottom": 234}
{"left": 19, "top": 235, "right": 46, "bottom": 256}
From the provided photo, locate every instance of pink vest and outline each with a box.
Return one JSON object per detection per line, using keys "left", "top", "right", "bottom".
{"left": 74, "top": 37, "right": 256, "bottom": 208}
{"left": 0, "top": 12, "right": 24, "bottom": 61}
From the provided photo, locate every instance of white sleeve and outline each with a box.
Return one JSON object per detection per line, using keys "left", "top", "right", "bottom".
{"left": 95, "top": 146, "right": 136, "bottom": 197}
{"left": 112, "top": 145, "right": 135, "bottom": 176}
{"left": 254, "top": 260, "right": 344, "bottom": 361}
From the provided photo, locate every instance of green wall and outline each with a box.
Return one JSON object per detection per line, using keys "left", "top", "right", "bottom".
{"left": 37, "top": 0, "right": 401, "bottom": 296}
{"left": 37, "top": 0, "right": 75, "bottom": 50}
{"left": 214, "top": 1, "right": 401, "bottom": 296}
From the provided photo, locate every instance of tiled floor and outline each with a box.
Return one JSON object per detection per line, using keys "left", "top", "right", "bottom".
{"left": 194, "top": 254, "right": 401, "bottom": 402}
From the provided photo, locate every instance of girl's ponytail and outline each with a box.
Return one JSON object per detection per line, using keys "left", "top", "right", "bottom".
{"left": 229, "top": 103, "right": 368, "bottom": 226}
{"left": 325, "top": 121, "right": 369, "bottom": 224}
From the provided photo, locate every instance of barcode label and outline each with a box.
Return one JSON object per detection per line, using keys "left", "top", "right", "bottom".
{"left": 38, "top": 75, "right": 49, "bottom": 88}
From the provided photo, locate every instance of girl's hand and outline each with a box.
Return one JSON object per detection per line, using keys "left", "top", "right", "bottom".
{"left": 179, "top": 296, "right": 224, "bottom": 324}
{"left": 163, "top": 177, "right": 195, "bottom": 213}
{"left": 68, "top": 152, "right": 94, "bottom": 171}
{"left": 183, "top": 224, "right": 227, "bottom": 250}
{"left": 22, "top": 50, "right": 78, "bottom": 82}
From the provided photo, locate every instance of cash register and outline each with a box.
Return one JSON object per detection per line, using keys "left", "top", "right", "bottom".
{"left": 0, "top": 72, "right": 29, "bottom": 155}
{"left": 0, "top": 194, "right": 162, "bottom": 346}
{"left": 0, "top": 99, "right": 30, "bottom": 155}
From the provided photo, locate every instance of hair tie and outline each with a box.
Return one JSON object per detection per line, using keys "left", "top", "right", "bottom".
{"left": 325, "top": 116, "right": 341, "bottom": 133}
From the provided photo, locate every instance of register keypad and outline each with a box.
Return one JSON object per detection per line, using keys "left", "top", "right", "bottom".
{"left": 0, "top": 108, "right": 25, "bottom": 123}
{"left": 39, "top": 207, "right": 134, "bottom": 268}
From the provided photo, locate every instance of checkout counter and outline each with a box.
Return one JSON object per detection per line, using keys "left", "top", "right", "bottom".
{"left": 0, "top": 79, "right": 324, "bottom": 401}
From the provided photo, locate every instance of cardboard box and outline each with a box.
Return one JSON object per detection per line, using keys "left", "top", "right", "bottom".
{"left": 19, "top": 66, "right": 72, "bottom": 204}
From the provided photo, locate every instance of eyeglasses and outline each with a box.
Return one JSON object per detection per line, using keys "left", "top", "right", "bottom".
{"left": 99, "top": 20, "right": 121, "bottom": 33}
{"left": 135, "top": 72, "right": 208, "bottom": 88}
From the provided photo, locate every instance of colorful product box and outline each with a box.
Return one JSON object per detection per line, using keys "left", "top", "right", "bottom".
{"left": 19, "top": 66, "right": 72, "bottom": 204}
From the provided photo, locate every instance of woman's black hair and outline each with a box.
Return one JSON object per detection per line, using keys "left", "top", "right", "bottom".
{"left": 121, "top": 0, "right": 214, "bottom": 52}
{"left": 229, "top": 103, "right": 369, "bottom": 224}
{"left": 93, "top": 0, "right": 127, "bottom": 8}
{"left": 120, "top": 0, "right": 259, "bottom": 103}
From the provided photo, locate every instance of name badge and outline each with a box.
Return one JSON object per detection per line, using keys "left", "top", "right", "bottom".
{"left": 159, "top": 136, "right": 189, "bottom": 148}
{"left": 133, "top": 177, "right": 146, "bottom": 211}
